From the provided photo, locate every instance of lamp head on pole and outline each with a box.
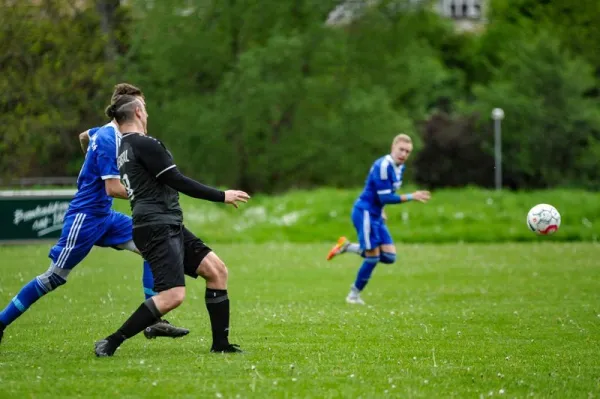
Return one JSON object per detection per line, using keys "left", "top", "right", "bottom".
{"left": 492, "top": 108, "right": 505, "bottom": 121}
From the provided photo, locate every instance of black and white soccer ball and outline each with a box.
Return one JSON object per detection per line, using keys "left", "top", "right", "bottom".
{"left": 527, "top": 204, "right": 561, "bottom": 235}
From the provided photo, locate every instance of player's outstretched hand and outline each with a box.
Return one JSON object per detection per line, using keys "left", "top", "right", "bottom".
{"left": 412, "top": 190, "right": 431, "bottom": 203}
{"left": 224, "top": 190, "right": 251, "bottom": 208}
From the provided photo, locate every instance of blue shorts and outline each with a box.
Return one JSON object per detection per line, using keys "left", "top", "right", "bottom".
{"left": 351, "top": 206, "right": 393, "bottom": 251}
{"left": 48, "top": 210, "right": 133, "bottom": 270}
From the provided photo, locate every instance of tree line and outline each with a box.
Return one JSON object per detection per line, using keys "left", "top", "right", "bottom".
{"left": 1, "top": 0, "right": 599, "bottom": 192}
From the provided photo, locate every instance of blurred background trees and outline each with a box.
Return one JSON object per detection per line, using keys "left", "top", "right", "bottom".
{"left": 2, "top": 0, "right": 599, "bottom": 192}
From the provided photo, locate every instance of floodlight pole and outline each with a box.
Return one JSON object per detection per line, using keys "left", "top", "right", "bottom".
{"left": 491, "top": 108, "right": 505, "bottom": 191}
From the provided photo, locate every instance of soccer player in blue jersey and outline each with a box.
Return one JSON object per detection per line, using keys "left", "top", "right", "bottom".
{"left": 326, "top": 134, "right": 431, "bottom": 305}
{"left": 0, "top": 84, "right": 188, "bottom": 345}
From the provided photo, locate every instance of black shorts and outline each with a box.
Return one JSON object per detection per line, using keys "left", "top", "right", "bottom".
{"left": 133, "top": 224, "right": 212, "bottom": 292}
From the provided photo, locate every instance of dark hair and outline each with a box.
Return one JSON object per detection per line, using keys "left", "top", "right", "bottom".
{"left": 105, "top": 94, "right": 143, "bottom": 123}
{"left": 111, "top": 83, "right": 144, "bottom": 103}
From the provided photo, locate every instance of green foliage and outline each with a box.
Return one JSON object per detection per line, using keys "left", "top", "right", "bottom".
{"left": 3, "top": 0, "right": 600, "bottom": 193}
{"left": 0, "top": 0, "right": 131, "bottom": 179}
{"left": 109, "top": 186, "right": 600, "bottom": 243}
{"left": 344, "top": 5, "right": 462, "bottom": 120}
{"left": 489, "top": 0, "right": 600, "bottom": 74}
{"left": 468, "top": 30, "right": 600, "bottom": 189}
{"left": 121, "top": 0, "right": 455, "bottom": 192}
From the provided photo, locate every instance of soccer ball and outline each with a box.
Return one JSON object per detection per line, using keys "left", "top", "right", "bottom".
{"left": 527, "top": 204, "right": 561, "bottom": 235}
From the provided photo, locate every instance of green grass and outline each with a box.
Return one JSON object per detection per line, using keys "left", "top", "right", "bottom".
{"left": 109, "top": 187, "right": 600, "bottom": 243}
{"left": 0, "top": 243, "right": 599, "bottom": 398}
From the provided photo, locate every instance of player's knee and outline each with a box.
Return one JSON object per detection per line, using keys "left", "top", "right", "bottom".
{"left": 198, "top": 255, "right": 227, "bottom": 283}
{"left": 37, "top": 270, "right": 67, "bottom": 292}
{"left": 380, "top": 252, "right": 396, "bottom": 264}
{"left": 164, "top": 287, "right": 186, "bottom": 309}
{"left": 214, "top": 259, "right": 228, "bottom": 282}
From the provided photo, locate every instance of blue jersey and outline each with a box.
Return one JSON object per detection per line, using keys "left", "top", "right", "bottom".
{"left": 354, "top": 155, "right": 405, "bottom": 217}
{"left": 67, "top": 122, "right": 121, "bottom": 216}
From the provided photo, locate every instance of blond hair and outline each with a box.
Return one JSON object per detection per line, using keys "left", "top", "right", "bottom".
{"left": 392, "top": 133, "right": 412, "bottom": 147}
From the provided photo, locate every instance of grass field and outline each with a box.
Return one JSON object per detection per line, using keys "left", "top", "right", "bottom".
{"left": 0, "top": 242, "right": 599, "bottom": 398}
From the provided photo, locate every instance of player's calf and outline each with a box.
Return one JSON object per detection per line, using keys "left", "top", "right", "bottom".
{"left": 196, "top": 252, "right": 237, "bottom": 352}
{"left": 346, "top": 255, "right": 380, "bottom": 305}
{"left": 0, "top": 266, "right": 67, "bottom": 333}
{"left": 116, "top": 240, "right": 191, "bottom": 338}
{"left": 95, "top": 297, "right": 165, "bottom": 357}
{"left": 37, "top": 268, "right": 68, "bottom": 291}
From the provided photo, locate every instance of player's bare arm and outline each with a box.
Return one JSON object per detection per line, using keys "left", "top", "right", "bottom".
{"left": 104, "top": 178, "right": 128, "bottom": 199}
{"left": 78, "top": 130, "right": 90, "bottom": 154}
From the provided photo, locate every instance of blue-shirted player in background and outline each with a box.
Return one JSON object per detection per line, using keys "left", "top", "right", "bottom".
{"left": 326, "top": 134, "right": 431, "bottom": 305}
{"left": 0, "top": 84, "right": 188, "bottom": 345}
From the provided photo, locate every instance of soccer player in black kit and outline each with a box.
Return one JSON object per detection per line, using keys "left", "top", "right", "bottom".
{"left": 94, "top": 94, "right": 250, "bottom": 356}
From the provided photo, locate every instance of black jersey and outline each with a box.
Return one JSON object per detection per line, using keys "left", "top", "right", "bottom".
{"left": 117, "top": 133, "right": 183, "bottom": 227}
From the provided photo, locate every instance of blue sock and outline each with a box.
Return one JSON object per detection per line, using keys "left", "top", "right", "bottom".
{"left": 0, "top": 278, "right": 49, "bottom": 328}
{"left": 353, "top": 256, "right": 380, "bottom": 291}
{"left": 142, "top": 261, "right": 157, "bottom": 300}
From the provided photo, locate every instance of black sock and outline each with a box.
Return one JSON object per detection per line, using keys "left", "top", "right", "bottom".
{"left": 0, "top": 321, "right": 5, "bottom": 332}
{"left": 205, "top": 289, "right": 230, "bottom": 348}
{"left": 108, "top": 298, "right": 162, "bottom": 345}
